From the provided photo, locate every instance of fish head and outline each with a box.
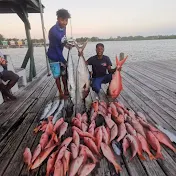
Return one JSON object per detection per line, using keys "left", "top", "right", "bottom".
{"left": 92, "top": 100, "right": 99, "bottom": 112}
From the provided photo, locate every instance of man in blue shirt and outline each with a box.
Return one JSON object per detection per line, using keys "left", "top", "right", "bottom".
{"left": 79, "top": 43, "right": 117, "bottom": 94}
{"left": 47, "top": 9, "right": 71, "bottom": 98}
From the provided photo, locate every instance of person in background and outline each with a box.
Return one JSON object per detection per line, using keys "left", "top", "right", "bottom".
{"left": 0, "top": 50, "right": 19, "bottom": 101}
{"left": 47, "top": 9, "right": 72, "bottom": 99}
{"left": 79, "top": 43, "right": 120, "bottom": 94}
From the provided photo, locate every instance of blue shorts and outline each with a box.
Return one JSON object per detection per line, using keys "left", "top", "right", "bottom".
{"left": 92, "top": 74, "right": 112, "bottom": 93}
{"left": 48, "top": 59, "right": 66, "bottom": 78}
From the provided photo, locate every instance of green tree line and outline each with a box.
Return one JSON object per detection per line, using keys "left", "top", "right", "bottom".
{"left": 0, "top": 34, "right": 44, "bottom": 45}
{"left": 76, "top": 35, "right": 176, "bottom": 42}
{"left": 1, "top": 33, "right": 176, "bottom": 44}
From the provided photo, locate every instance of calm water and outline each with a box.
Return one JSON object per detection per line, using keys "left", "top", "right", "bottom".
{"left": 1, "top": 39, "right": 176, "bottom": 76}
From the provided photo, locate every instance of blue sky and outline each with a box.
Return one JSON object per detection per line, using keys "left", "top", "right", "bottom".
{"left": 0, "top": 0, "right": 176, "bottom": 39}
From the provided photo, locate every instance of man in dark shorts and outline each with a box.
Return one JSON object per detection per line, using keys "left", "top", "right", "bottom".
{"left": 0, "top": 51, "right": 19, "bottom": 100}
{"left": 79, "top": 43, "right": 118, "bottom": 94}
{"left": 47, "top": 9, "right": 71, "bottom": 99}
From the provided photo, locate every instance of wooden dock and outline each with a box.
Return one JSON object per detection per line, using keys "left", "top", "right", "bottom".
{"left": 0, "top": 59, "right": 175, "bottom": 176}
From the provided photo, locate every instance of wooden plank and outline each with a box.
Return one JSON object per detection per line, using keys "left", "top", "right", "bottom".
{"left": 136, "top": 61, "right": 176, "bottom": 79}
{"left": 134, "top": 62, "right": 176, "bottom": 84}
{"left": 119, "top": 85, "right": 176, "bottom": 175}
{"left": 0, "top": 78, "right": 54, "bottom": 151}
{"left": 122, "top": 78, "right": 176, "bottom": 131}
{"left": 122, "top": 72, "right": 176, "bottom": 121}
{"left": 123, "top": 66, "right": 176, "bottom": 107}
{"left": 123, "top": 65, "right": 176, "bottom": 99}
{"left": 1, "top": 84, "right": 57, "bottom": 176}
{"left": 0, "top": 69, "right": 48, "bottom": 116}
{"left": 0, "top": 71, "right": 50, "bottom": 125}
{"left": 0, "top": 78, "right": 54, "bottom": 143}
{"left": 148, "top": 60, "right": 176, "bottom": 73}
{"left": 126, "top": 64, "right": 176, "bottom": 92}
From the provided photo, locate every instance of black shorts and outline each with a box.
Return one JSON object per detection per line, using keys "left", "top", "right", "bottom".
{"left": 0, "top": 70, "right": 19, "bottom": 83}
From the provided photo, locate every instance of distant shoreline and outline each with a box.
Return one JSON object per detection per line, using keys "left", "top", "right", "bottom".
{"left": 76, "top": 35, "right": 176, "bottom": 42}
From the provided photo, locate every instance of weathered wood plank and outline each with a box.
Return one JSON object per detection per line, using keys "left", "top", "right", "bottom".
{"left": 0, "top": 81, "right": 56, "bottom": 176}
{"left": 0, "top": 73, "right": 51, "bottom": 126}
{"left": 126, "top": 64, "right": 176, "bottom": 92}
{"left": 2, "top": 85, "right": 57, "bottom": 176}
{"left": 122, "top": 78, "right": 176, "bottom": 131}
{"left": 122, "top": 72, "right": 176, "bottom": 121}
{"left": 123, "top": 66, "right": 176, "bottom": 108}
{"left": 134, "top": 62, "right": 176, "bottom": 83}
{"left": 124, "top": 66, "right": 176, "bottom": 97}
{"left": 0, "top": 78, "right": 54, "bottom": 143}
{"left": 119, "top": 85, "right": 176, "bottom": 175}
{"left": 0, "top": 69, "right": 48, "bottom": 117}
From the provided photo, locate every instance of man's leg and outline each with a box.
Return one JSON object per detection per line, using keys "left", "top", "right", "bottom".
{"left": 102, "top": 74, "right": 112, "bottom": 95}
{"left": 1, "top": 70, "right": 19, "bottom": 100}
{"left": 0, "top": 81, "right": 16, "bottom": 100}
{"left": 102, "top": 74, "right": 112, "bottom": 84}
{"left": 60, "top": 64, "right": 69, "bottom": 96}
{"left": 5, "top": 71, "right": 19, "bottom": 90}
{"left": 55, "top": 77, "right": 64, "bottom": 98}
{"left": 61, "top": 75, "right": 69, "bottom": 96}
{"left": 92, "top": 77, "right": 104, "bottom": 94}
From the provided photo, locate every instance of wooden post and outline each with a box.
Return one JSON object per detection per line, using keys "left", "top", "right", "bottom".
{"left": 19, "top": 7, "right": 36, "bottom": 81}
{"left": 120, "top": 52, "right": 124, "bottom": 61}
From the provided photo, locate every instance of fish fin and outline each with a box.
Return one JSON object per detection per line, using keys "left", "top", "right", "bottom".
{"left": 33, "top": 127, "right": 40, "bottom": 134}
{"left": 52, "top": 132, "right": 58, "bottom": 143}
{"left": 148, "top": 153, "right": 155, "bottom": 160}
{"left": 114, "top": 162, "right": 122, "bottom": 173}
{"left": 48, "top": 116, "right": 53, "bottom": 121}
{"left": 138, "top": 153, "right": 146, "bottom": 161}
{"left": 155, "top": 152, "right": 164, "bottom": 160}
{"left": 118, "top": 55, "right": 128, "bottom": 67}
{"left": 116, "top": 56, "right": 119, "bottom": 66}
{"left": 27, "top": 164, "right": 32, "bottom": 171}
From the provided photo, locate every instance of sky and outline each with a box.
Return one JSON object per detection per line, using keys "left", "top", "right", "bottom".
{"left": 0, "top": 0, "right": 176, "bottom": 39}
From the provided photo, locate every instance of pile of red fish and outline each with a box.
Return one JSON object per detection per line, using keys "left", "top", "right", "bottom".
{"left": 23, "top": 100, "right": 176, "bottom": 176}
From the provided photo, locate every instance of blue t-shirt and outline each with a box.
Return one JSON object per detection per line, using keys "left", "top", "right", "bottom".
{"left": 87, "top": 55, "right": 112, "bottom": 78}
{"left": 47, "top": 22, "right": 66, "bottom": 63}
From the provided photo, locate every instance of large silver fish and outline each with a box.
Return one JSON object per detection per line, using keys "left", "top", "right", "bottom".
{"left": 45, "top": 98, "right": 60, "bottom": 118}
{"left": 67, "top": 51, "right": 76, "bottom": 104}
{"left": 75, "top": 41, "right": 90, "bottom": 100}
{"left": 40, "top": 101, "right": 52, "bottom": 120}
{"left": 52, "top": 99, "right": 65, "bottom": 124}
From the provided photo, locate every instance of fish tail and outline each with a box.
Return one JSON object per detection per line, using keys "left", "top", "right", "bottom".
{"left": 52, "top": 132, "right": 58, "bottom": 142}
{"left": 155, "top": 152, "right": 164, "bottom": 160}
{"left": 148, "top": 153, "right": 155, "bottom": 160}
{"left": 116, "top": 56, "right": 119, "bottom": 66}
{"left": 27, "top": 164, "right": 32, "bottom": 171}
{"left": 138, "top": 153, "right": 146, "bottom": 161}
{"left": 33, "top": 127, "right": 40, "bottom": 134}
{"left": 114, "top": 162, "right": 122, "bottom": 173}
{"left": 165, "top": 144, "right": 176, "bottom": 153}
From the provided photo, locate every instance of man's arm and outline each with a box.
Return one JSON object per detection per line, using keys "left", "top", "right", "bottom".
{"left": 107, "top": 66, "right": 116, "bottom": 74}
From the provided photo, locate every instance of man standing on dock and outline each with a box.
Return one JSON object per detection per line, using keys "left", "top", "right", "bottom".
{"left": 47, "top": 9, "right": 71, "bottom": 99}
